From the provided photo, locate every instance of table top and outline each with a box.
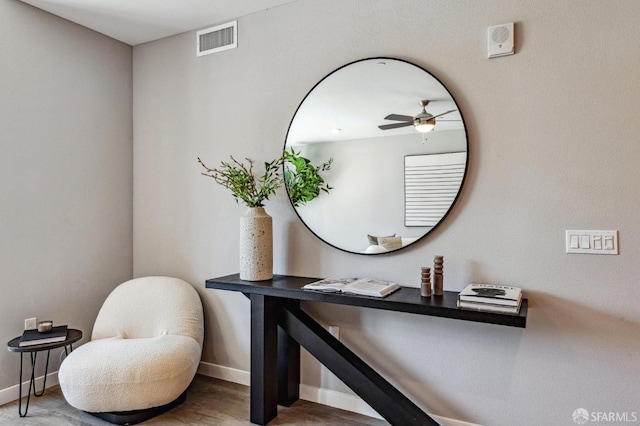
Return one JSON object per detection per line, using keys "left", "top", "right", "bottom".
{"left": 7, "top": 328, "right": 83, "bottom": 352}
{"left": 206, "top": 274, "right": 527, "bottom": 328}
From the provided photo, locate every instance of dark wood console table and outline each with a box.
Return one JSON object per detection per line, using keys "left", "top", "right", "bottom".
{"left": 206, "top": 274, "right": 527, "bottom": 425}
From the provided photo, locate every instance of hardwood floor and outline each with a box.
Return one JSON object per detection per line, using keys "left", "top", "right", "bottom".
{"left": 0, "top": 374, "right": 389, "bottom": 425}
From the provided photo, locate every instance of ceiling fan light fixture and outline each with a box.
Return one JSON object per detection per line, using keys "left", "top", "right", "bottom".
{"left": 414, "top": 118, "right": 435, "bottom": 133}
{"left": 378, "top": 100, "right": 457, "bottom": 133}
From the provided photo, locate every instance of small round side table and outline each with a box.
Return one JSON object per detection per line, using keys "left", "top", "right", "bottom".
{"left": 7, "top": 328, "right": 82, "bottom": 417}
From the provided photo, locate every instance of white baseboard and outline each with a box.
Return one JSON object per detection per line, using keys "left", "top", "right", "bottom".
{"left": 299, "top": 383, "right": 383, "bottom": 419}
{"left": 197, "top": 361, "right": 250, "bottom": 386}
{"left": 197, "top": 361, "right": 480, "bottom": 426}
{"left": 432, "top": 415, "right": 484, "bottom": 426}
{"left": 0, "top": 370, "right": 59, "bottom": 407}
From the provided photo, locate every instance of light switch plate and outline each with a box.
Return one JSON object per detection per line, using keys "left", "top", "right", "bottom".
{"left": 566, "top": 230, "right": 618, "bottom": 254}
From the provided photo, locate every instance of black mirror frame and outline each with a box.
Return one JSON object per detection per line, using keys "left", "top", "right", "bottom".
{"left": 284, "top": 57, "right": 469, "bottom": 255}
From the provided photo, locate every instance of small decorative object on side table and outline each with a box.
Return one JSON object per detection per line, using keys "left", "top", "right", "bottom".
{"left": 420, "top": 266, "right": 432, "bottom": 298}
{"left": 433, "top": 255, "right": 444, "bottom": 295}
{"left": 7, "top": 328, "right": 82, "bottom": 417}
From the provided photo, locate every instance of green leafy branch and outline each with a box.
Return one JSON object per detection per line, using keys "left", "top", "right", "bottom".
{"left": 197, "top": 156, "right": 283, "bottom": 208}
{"left": 198, "top": 149, "right": 332, "bottom": 209}
{"left": 283, "top": 148, "right": 333, "bottom": 208}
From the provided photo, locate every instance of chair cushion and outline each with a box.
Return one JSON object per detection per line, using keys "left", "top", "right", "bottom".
{"left": 91, "top": 276, "right": 204, "bottom": 347}
{"left": 59, "top": 334, "right": 201, "bottom": 413}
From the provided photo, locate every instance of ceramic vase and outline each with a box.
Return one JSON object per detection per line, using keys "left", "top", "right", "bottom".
{"left": 239, "top": 207, "right": 273, "bottom": 281}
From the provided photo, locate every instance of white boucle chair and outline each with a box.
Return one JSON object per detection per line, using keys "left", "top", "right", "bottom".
{"left": 59, "top": 276, "right": 204, "bottom": 425}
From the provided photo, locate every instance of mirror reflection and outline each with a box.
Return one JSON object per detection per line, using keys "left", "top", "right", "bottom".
{"left": 285, "top": 58, "right": 468, "bottom": 254}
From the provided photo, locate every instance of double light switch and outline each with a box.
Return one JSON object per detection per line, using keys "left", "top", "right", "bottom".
{"left": 566, "top": 230, "right": 618, "bottom": 255}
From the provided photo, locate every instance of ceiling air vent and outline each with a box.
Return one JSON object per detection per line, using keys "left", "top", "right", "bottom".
{"left": 197, "top": 21, "right": 237, "bottom": 57}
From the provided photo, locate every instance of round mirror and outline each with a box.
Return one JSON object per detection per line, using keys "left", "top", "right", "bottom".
{"left": 285, "top": 58, "right": 468, "bottom": 255}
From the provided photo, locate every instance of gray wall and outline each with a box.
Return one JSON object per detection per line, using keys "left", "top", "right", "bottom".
{"left": 0, "top": 0, "right": 596, "bottom": 425}
{"left": 0, "top": 1, "right": 133, "bottom": 393}
{"left": 12, "top": 1, "right": 640, "bottom": 424}
{"left": 130, "top": 1, "right": 640, "bottom": 425}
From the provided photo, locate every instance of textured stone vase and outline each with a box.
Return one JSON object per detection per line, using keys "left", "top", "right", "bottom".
{"left": 239, "top": 207, "right": 273, "bottom": 281}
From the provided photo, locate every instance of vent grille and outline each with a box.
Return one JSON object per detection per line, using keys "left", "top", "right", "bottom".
{"left": 197, "top": 21, "right": 237, "bottom": 56}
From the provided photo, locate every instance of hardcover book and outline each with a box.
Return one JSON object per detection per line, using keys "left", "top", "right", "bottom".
{"left": 458, "top": 284, "right": 522, "bottom": 307}
{"left": 303, "top": 278, "right": 401, "bottom": 298}
{"left": 19, "top": 325, "right": 68, "bottom": 347}
{"left": 457, "top": 299, "right": 522, "bottom": 315}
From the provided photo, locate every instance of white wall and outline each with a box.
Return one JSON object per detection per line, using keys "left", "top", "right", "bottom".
{"left": 133, "top": 1, "right": 640, "bottom": 425}
{"left": 0, "top": 1, "right": 132, "bottom": 393}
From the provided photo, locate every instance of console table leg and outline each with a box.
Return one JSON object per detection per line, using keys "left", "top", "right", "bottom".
{"left": 281, "top": 305, "right": 439, "bottom": 426}
{"left": 250, "top": 294, "right": 278, "bottom": 425}
{"left": 277, "top": 325, "right": 300, "bottom": 406}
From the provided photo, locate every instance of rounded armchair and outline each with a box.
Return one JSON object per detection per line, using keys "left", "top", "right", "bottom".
{"left": 59, "top": 276, "right": 204, "bottom": 424}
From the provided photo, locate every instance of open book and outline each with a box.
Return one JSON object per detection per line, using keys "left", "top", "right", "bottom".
{"left": 302, "top": 278, "right": 401, "bottom": 298}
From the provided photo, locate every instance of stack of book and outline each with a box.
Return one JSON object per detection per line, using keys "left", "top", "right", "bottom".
{"left": 457, "top": 284, "right": 522, "bottom": 315}
{"left": 19, "top": 325, "right": 68, "bottom": 347}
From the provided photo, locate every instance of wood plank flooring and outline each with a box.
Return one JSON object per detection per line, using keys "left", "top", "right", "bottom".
{"left": 0, "top": 374, "right": 389, "bottom": 425}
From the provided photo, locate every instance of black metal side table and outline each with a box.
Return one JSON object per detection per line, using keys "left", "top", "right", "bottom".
{"left": 7, "top": 328, "right": 82, "bottom": 417}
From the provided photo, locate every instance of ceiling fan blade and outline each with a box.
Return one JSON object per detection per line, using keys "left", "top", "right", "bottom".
{"left": 431, "top": 109, "right": 457, "bottom": 119}
{"left": 383, "top": 114, "right": 414, "bottom": 121}
{"left": 378, "top": 122, "right": 414, "bottom": 130}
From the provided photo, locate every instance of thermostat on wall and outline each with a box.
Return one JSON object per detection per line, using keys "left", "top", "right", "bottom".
{"left": 488, "top": 23, "right": 514, "bottom": 58}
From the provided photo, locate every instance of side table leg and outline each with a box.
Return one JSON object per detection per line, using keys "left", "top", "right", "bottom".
{"left": 18, "top": 349, "right": 54, "bottom": 416}
{"left": 33, "top": 350, "right": 50, "bottom": 397}
{"left": 18, "top": 353, "right": 32, "bottom": 417}
{"left": 63, "top": 342, "right": 75, "bottom": 358}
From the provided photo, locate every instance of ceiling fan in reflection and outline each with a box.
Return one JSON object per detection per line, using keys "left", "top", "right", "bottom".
{"left": 377, "top": 100, "right": 458, "bottom": 133}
